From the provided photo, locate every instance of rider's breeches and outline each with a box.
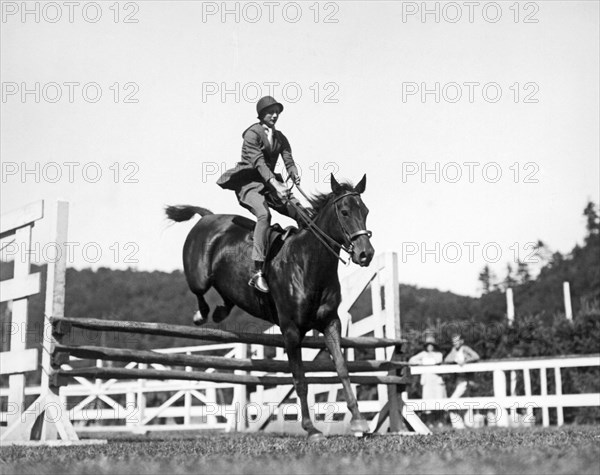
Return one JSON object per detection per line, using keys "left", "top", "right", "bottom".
{"left": 236, "top": 181, "right": 308, "bottom": 262}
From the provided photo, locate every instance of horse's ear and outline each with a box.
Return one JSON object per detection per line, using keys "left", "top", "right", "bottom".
{"left": 354, "top": 174, "right": 367, "bottom": 194}
{"left": 330, "top": 174, "right": 343, "bottom": 194}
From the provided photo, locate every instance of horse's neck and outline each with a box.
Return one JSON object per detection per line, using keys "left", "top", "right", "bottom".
{"left": 290, "top": 209, "right": 341, "bottom": 279}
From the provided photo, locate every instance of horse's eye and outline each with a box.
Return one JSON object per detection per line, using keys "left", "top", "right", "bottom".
{"left": 341, "top": 210, "right": 349, "bottom": 217}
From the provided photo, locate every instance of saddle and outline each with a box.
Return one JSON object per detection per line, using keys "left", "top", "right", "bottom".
{"left": 268, "top": 223, "right": 297, "bottom": 248}
{"left": 260, "top": 223, "right": 297, "bottom": 263}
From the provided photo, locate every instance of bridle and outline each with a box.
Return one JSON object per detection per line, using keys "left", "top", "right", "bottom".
{"left": 287, "top": 186, "right": 373, "bottom": 265}
{"left": 331, "top": 192, "right": 373, "bottom": 243}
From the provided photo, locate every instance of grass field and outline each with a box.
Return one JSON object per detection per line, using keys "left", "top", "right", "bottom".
{"left": 1, "top": 426, "right": 599, "bottom": 475}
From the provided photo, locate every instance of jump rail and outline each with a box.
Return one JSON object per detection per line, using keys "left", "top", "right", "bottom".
{"left": 51, "top": 316, "right": 407, "bottom": 349}
{"left": 55, "top": 367, "right": 407, "bottom": 386}
{"left": 51, "top": 315, "right": 410, "bottom": 386}
{"left": 53, "top": 343, "right": 408, "bottom": 373}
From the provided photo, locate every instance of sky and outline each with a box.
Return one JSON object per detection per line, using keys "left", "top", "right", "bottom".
{"left": 1, "top": 1, "right": 599, "bottom": 297}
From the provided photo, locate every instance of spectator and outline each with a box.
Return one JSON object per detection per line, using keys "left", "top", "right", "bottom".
{"left": 444, "top": 334, "right": 480, "bottom": 429}
{"left": 409, "top": 334, "right": 447, "bottom": 428}
{"left": 409, "top": 335, "right": 447, "bottom": 400}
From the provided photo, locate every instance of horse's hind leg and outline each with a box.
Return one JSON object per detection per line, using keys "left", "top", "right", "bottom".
{"left": 185, "top": 252, "right": 213, "bottom": 326}
{"left": 212, "top": 296, "right": 234, "bottom": 324}
{"left": 193, "top": 292, "right": 210, "bottom": 326}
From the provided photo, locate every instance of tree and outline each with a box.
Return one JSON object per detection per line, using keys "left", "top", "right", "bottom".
{"left": 516, "top": 260, "right": 531, "bottom": 284}
{"left": 478, "top": 265, "right": 495, "bottom": 295}
{"left": 535, "top": 240, "right": 553, "bottom": 265}
{"left": 583, "top": 201, "right": 599, "bottom": 240}
{"left": 502, "top": 263, "right": 517, "bottom": 290}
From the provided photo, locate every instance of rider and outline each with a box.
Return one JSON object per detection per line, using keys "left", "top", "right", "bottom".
{"left": 217, "top": 96, "right": 312, "bottom": 293}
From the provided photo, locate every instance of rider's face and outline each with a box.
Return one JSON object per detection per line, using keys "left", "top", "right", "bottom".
{"left": 260, "top": 106, "right": 281, "bottom": 128}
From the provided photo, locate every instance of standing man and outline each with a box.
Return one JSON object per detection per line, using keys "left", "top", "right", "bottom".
{"left": 217, "top": 96, "right": 311, "bottom": 293}
{"left": 445, "top": 334, "right": 480, "bottom": 429}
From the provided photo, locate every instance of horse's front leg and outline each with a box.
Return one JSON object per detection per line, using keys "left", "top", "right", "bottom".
{"left": 282, "top": 325, "right": 324, "bottom": 440}
{"left": 323, "top": 316, "right": 370, "bottom": 434}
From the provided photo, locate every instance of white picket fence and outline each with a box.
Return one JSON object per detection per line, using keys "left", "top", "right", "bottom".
{"left": 405, "top": 354, "right": 600, "bottom": 427}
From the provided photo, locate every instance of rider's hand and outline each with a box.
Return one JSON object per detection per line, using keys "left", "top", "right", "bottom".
{"left": 290, "top": 172, "right": 301, "bottom": 186}
{"left": 269, "top": 178, "right": 290, "bottom": 201}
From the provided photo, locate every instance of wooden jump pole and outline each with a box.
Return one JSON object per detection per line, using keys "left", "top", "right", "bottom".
{"left": 54, "top": 366, "right": 409, "bottom": 386}
{"left": 53, "top": 344, "right": 409, "bottom": 373}
{"left": 51, "top": 316, "right": 406, "bottom": 349}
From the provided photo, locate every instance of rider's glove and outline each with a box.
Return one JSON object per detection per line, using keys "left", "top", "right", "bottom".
{"left": 269, "top": 178, "right": 291, "bottom": 200}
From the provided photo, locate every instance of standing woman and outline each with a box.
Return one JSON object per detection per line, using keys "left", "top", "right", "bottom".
{"left": 217, "top": 96, "right": 311, "bottom": 293}
{"left": 409, "top": 334, "right": 447, "bottom": 400}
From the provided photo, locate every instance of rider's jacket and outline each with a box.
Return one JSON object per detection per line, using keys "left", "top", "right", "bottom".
{"left": 217, "top": 123, "right": 298, "bottom": 190}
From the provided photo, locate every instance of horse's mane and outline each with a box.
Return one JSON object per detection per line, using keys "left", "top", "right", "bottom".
{"left": 307, "top": 181, "right": 355, "bottom": 215}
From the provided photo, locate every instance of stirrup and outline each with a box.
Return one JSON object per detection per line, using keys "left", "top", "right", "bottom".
{"left": 248, "top": 270, "right": 270, "bottom": 293}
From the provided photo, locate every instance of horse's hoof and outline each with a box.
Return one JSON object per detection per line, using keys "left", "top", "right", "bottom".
{"left": 350, "top": 419, "right": 370, "bottom": 434}
{"left": 193, "top": 311, "right": 206, "bottom": 326}
{"left": 212, "top": 305, "right": 230, "bottom": 324}
{"left": 307, "top": 431, "right": 325, "bottom": 442}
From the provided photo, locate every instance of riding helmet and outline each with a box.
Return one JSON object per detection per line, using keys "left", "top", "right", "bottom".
{"left": 256, "top": 96, "right": 284, "bottom": 117}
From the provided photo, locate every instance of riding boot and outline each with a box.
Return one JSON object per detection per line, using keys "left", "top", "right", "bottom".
{"left": 248, "top": 261, "right": 269, "bottom": 293}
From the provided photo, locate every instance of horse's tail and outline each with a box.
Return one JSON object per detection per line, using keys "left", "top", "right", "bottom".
{"left": 165, "top": 205, "right": 214, "bottom": 222}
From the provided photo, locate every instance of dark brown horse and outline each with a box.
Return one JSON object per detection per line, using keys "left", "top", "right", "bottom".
{"left": 165, "top": 174, "right": 374, "bottom": 438}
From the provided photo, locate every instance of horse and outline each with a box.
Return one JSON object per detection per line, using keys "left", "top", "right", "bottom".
{"left": 165, "top": 174, "right": 374, "bottom": 439}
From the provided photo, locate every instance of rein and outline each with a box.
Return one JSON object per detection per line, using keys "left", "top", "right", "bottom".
{"left": 285, "top": 184, "right": 372, "bottom": 265}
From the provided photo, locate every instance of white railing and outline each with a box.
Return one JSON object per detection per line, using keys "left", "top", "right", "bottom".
{"left": 1, "top": 342, "right": 244, "bottom": 432}
{"left": 0, "top": 201, "right": 45, "bottom": 429}
{"left": 405, "top": 354, "right": 600, "bottom": 427}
